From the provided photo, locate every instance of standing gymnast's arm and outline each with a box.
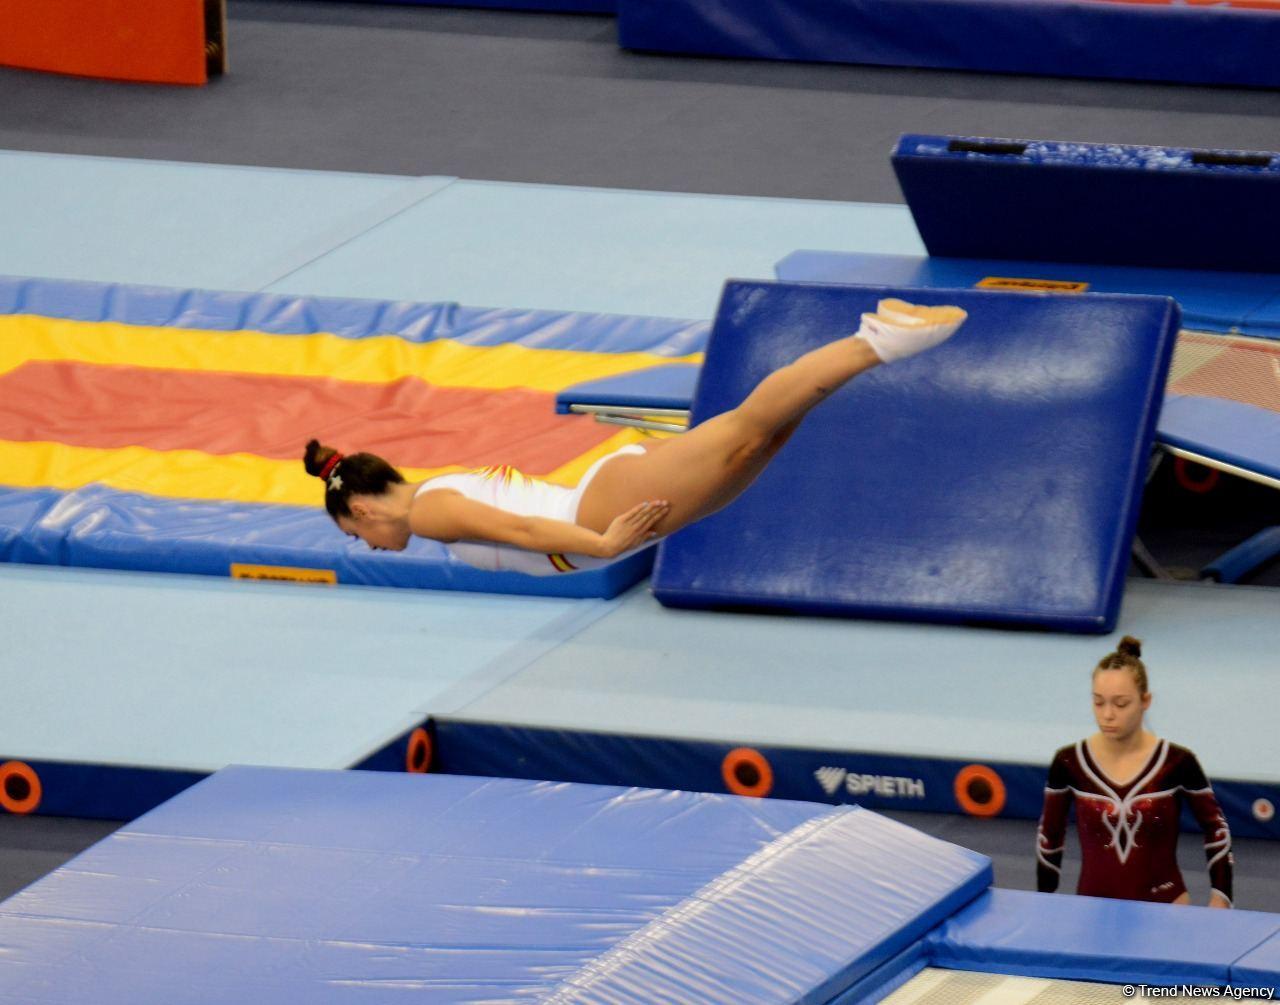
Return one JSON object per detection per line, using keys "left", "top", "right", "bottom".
{"left": 1035, "top": 748, "right": 1073, "bottom": 893}
{"left": 1177, "top": 750, "right": 1233, "bottom": 909}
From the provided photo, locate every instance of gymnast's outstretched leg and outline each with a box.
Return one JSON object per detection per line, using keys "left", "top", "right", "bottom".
{"left": 575, "top": 299, "right": 966, "bottom": 535}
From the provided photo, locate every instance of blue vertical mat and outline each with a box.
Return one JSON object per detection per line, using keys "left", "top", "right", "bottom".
{"left": 653, "top": 281, "right": 1180, "bottom": 633}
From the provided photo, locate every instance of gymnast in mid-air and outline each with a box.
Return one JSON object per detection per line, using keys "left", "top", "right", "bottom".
{"left": 304, "top": 298, "right": 966, "bottom": 575}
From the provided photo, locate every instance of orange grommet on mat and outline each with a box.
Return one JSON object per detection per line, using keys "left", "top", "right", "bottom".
{"left": 0, "top": 761, "right": 42, "bottom": 815}
{"left": 405, "top": 728, "right": 433, "bottom": 774}
{"left": 0, "top": 0, "right": 226, "bottom": 85}
{"left": 954, "top": 764, "right": 1006, "bottom": 817}
{"left": 721, "top": 747, "right": 773, "bottom": 798}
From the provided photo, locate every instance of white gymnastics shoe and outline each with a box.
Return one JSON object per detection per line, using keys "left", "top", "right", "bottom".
{"left": 856, "top": 298, "right": 967, "bottom": 363}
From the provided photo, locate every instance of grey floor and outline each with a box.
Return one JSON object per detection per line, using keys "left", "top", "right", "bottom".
{"left": 1, "top": 0, "right": 1277, "bottom": 909}
{"left": 2, "top": 0, "right": 1280, "bottom": 203}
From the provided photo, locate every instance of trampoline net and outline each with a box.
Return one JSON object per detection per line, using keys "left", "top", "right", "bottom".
{"left": 1169, "top": 331, "right": 1280, "bottom": 415}
{"left": 884, "top": 967, "right": 1125, "bottom": 1004}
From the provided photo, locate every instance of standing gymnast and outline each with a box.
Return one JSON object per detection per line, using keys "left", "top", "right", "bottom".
{"left": 303, "top": 298, "right": 966, "bottom": 575}
{"left": 1036, "top": 636, "right": 1233, "bottom": 907}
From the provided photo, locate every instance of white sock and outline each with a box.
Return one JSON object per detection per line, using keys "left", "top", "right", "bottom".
{"left": 854, "top": 311, "right": 964, "bottom": 364}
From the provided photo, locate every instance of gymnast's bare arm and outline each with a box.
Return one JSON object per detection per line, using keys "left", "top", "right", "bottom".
{"left": 411, "top": 489, "right": 669, "bottom": 558}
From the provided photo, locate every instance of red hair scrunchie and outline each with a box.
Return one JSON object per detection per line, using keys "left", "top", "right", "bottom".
{"left": 317, "top": 452, "right": 343, "bottom": 483}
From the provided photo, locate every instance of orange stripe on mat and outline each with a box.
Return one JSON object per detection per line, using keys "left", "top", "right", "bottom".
{"left": 0, "top": 361, "right": 619, "bottom": 476}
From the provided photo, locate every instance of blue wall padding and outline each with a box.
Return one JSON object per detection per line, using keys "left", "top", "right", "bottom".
{"left": 556, "top": 363, "right": 701, "bottom": 413}
{"left": 0, "top": 276, "right": 705, "bottom": 598}
{"left": 0, "top": 766, "right": 991, "bottom": 1004}
{"left": 616, "top": 0, "right": 1280, "bottom": 88}
{"left": 1160, "top": 397, "right": 1280, "bottom": 485}
{"left": 929, "top": 889, "right": 1280, "bottom": 987}
{"left": 431, "top": 719, "right": 1280, "bottom": 839}
{"left": 652, "top": 281, "right": 1180, "bottom": 633}
{"left": 434, "top": 720, "right": 1050, "bottom": 821}
{"left": 0, "top": 758, "right": 204, "bottom": 821}
{"left": 0, "top": 275, "right": 708, "bottom": 355}
{"left": 776, "top": 250, "right": 1280, "bottom": 339}
{"left": 7, "top": 484, "right": 653, "bottom": 599}
{"left": 1232, "top": 932, "right": 1280, "bottom": 993}
{"left": 893, "top": 135, "right": 1280, "bottom": 274}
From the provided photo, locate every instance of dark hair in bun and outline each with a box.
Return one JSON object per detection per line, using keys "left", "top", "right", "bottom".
{"left": 303, "top": 439, "right": 405, "bottom": 519}
{"left": 1095, "top": 635, "right": 1148, "bottom": 693}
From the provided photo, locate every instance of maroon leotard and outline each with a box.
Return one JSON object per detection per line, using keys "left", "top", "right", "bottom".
{"left": 1036, "top": 738, "right": 1232, "bottom": 905}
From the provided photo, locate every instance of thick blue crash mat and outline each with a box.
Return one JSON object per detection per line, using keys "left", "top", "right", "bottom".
{"left": 0, "top": 276, "right": 706, "bottom": 598}
{"left": 893, "top": 135, "right": 1280, "bottom": 274}
{"left": 653, "top": 281, "right": 1180, "bottom": 633}
{"left": 776, "top": 250, "right": 1280, "bottom": 339}
{"left": 929, "top": 888, "right": 1280, "bottom": 988}
{"left": 0, "top": 766, "right": 992, "bottom": 1004}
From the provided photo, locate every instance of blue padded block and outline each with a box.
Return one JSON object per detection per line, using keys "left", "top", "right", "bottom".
{"left": 776, "top": 250, "right": 1280, "bottom": 339}
{"left": 894, "top": 135, "right": 1280, "bottom": 274}
{"left": 1160, "top": 396, "right": 1280, "bottom": 485}
{"left": 617, "top": 0, "right": 1280, "bottom": 88}
{"left": 0, "top": 767, "right": 991, "bottom": 1005}
{"left": 1232, "top": 931, "right": 1280, "bottom": 993}
{"left": 653, "top": 281, "right": 1180, "bottom": 632}
{"left": 556, "top": 363, "right": 700, "bottom": 413}
{"left": 929, "top": 888, "right": 1280, "bottom": 987}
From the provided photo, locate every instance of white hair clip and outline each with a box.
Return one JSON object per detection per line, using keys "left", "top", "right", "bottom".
{"left": 328, "top": 473, "right": 343, "bottom": 492}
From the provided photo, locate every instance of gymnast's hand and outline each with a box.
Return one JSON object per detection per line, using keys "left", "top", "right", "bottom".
{"left": 599, "top": 500, "right": 669, "bottom": 557}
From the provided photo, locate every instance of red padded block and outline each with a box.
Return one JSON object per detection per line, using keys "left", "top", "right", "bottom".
{"left": 0, "top": 0, "right": 209, "bottom": 85}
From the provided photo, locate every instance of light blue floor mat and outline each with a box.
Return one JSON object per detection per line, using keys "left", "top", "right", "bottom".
{"left": 0, "top": 563, "right": 600, "bottom": 772}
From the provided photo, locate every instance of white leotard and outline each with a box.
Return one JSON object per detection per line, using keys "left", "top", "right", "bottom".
{"left": 413, "top": 444, "right": 648, "bottom": 575}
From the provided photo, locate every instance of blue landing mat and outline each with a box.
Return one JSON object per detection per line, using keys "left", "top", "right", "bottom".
{"left": 0, "top": 766, "right": 992, "bottom": 1004}
{"left": 0, "top": 276, "right": 711, "bottom": 597}
{"left": 929, "top": 888, "right": 1280, "bottom": 987}
{"left": 653, "top": 281, "right": 1180, "bottom": 633}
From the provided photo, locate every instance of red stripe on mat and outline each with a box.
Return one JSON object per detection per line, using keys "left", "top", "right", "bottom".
{"left": 0, "top": 361, "right": 618, "bottom": 474}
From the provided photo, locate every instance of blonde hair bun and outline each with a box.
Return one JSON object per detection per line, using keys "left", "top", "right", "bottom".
{"left": 1116, "top": 635, "right": 1142, "bottom": 658}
